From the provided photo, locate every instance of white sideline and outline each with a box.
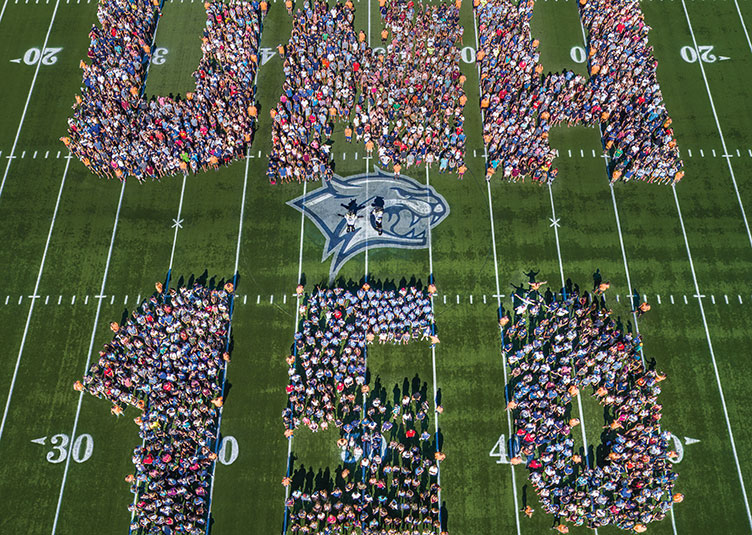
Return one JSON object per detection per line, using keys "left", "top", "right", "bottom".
{"left": 0, "top": 155, "right": 71, "bottom": 444}
{"left": 473, "top": 5, "right": 522, "bottom": 533}
{"left": 51, "top": 180, "right": 126, "bottom": 535}
{"left": 0, "top": 0, "right": 60, "bottom": 204}
{"left": 672, "top": 184, "right": 752, "bottom": 531}
{"left": 680, "top": 0, "right": 752, "bottom": 250}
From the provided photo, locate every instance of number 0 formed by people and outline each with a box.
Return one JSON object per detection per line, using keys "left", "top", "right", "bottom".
{"left": 502, "top": 284, "right": 680, "bottom": 531}
{"left": 281, "top": 285, "right": 445, "bottom": 533}
{"left": 64, "top": 0, "right": 264, "bottom": 181}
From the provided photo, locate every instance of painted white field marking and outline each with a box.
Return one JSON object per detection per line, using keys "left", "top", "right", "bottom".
{"left": 283, "top": 178, "right": 308, "bottom": 524}
{"left": 0, "top": 0, "right": 9, "bottom": 27}
{"left": 167, "top": 176, "right": 187, "bottom": 271}
{"left": 0, "top": 156, "right": 71, "bottom": 444}
{"left": 672, "top": 183, "right": 752, "bottom": 530}
{"left": 424, "top": 165, "right": 444, "bottom": 511}
{"left": 0, "top": 1, "right": 61, "bottom": 204}
{"left": 681, "top": 0, "right": 752, "bottom": 250}
{"left": 205, "top": 149, "right": 251, "bottom": 518}
{"left": 547, "top": 185, "right": 596, "bottom": 500}
{"left": 735, "top": 0, "right": 752, "bottom": 55}
{"left": 473, "top": 5, "right": 520, "bottom": 529}
{"left": 51, "top": 180, "right": 125, "bottom": 535}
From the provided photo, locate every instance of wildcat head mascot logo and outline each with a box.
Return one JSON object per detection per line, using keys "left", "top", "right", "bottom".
{"left": 288, "top": 167, "right": 450, "bottom": 283}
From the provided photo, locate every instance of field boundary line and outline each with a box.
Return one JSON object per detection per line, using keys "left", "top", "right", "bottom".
{"left": 51, "top": 180, "right": 126, "bottom": 535}
{"left": 680, "top": 0, "right": 752, "bottom": 250}
{"left": 672, "top": 183, "right": 752, "bottom": 530}
{"left": 0, "top": 0, "right": 60, "bottom": 204}
{"left": 0, "top": 155, "right": 71, "bottom": 444}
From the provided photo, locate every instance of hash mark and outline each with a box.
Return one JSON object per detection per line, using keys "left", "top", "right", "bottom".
{"left": 71, "top": 295, "right": 76, "bottom": 305}
{"left": 84, "top": 295, "right": 88, "bottom": 305}
{"left": 670, "top": 295, "right": 674, "bottom": 304}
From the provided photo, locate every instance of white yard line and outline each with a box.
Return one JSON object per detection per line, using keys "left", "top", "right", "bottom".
{"left": 0, "top": 0, "right": 60, "bottom": 204}
{"left": 0, "top": 155, "right": 71, "bottom": 444}
{"left": 51, "top": 180, "right": 126, "bottom": 535}
{"left": 283, "top": 180, "right": 307, "bottom": 530}
{"left": 546, "top": 185, "right": 596, "bottom": 534}
{"left": 681, "top": 0, "right": 752, "bottom": 250}
{"left": 473, "top": 6, "right": 522, "bottom": 533}
{"left": 0, "top": 0, "right": 9, "bottom": 26}
{"left": 672, "top": 184, "right": 752, "bottom": 530}
{"left": 167, "top": 175, "right": 187, "bottom": 271}
{"left": 424, "top": 165, "right": 443, "bottom": 516}
{"left": 204, "top": 149, "right": 251, "bottom": 523}
{"left": 608, "top": 187, "right": 647, "bottom": 371}
{"left": 735, "top": 0, "right": 752, "bottom": 55}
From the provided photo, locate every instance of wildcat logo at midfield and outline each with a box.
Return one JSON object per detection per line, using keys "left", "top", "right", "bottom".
{"left": 288, "top": 168, "right": 450, "bottom": 282}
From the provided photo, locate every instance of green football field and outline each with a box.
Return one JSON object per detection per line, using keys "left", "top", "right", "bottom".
{"left": 1, "top": 0, "right": 752, "bottom": 533}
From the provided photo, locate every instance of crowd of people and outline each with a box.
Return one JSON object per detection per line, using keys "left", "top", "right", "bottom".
{"left": 76, "top": 283, "right": 234, "bottom": 534}
{"left": 268, "top": 0, "right": 467, "bottom": 184}
{"left": 475, "top": 0, "right": 683, "bottom": 185}
{"left": 65, "top": 0, "right": 264, "bottom": 181}
{"left": 285, "top": 379, "right": 444, "bottom": 534}
{"left": 502, "top": 280, "right": 679, "bottom": 531}
{"left": 267, "top": 0, "right": 362, "bottom": 183}
{"left": 282, "top": 285, "right": 435, "bottom": 431}
{"left": 357, "top": 0, "right": 466, "bottom": 175}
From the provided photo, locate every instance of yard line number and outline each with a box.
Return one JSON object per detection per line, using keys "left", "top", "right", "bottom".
{"left": 46, "top": 433, "right": 94, "bottom": 464}
{"left": 22, "top": 47, "right": 63, "bottom": 66}
{"left": 151, "top": 47, "right": 169, "bottom": 65}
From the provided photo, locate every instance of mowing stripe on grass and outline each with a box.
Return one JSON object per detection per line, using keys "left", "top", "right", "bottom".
{"left": 680, "top": 0, "right": 752, "bottom": 250}
{"left": 672, "top": 183, "right": 752, "bottom": 531}
{"left": 51, "top": 180, "right": 126, "bottom": 535}
{"left": 0, "top": 0, "right": 60, "bottom": 204}
{"left": 0, "top": 155, "right": 71, "bottom": 445}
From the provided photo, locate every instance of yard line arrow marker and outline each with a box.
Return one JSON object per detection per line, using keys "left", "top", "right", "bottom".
{"left": 718, "top": 56, "right": 731, "bottom": 61}
{"left": 9, "top": 58, "right": 21, "bottom": 63}
{"left": 31, "top": 436, "right": 47, "bottom": 445}
{"left": 684, "top": 437, "right": 701, "bottom": 445}
{"left": 259, "top": 47, "right": 276, "bottom": 65}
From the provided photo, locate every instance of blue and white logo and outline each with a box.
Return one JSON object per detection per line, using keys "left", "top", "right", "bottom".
{"left": 287, "top": 167, "right": 450, "bottom": 283}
